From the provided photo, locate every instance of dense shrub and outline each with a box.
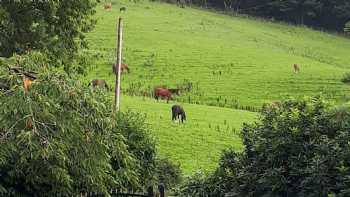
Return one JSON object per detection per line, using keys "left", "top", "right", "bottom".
{"left": 345, "top": 21, "right": 350, "bottom": 35}
{"left": 176, "top": 171, "right": 214, "bottom": 197}
{"left": 155, "top": 158, "right": 182, "bottom": 190}
{"left": 0, "top": 52, "right": 157, "bottom": 196}
{"left": 179, "top": 97, "right": 350, "bottom": 197}
{"left": 115, "top": 111, "right": 157, "bottom": 189}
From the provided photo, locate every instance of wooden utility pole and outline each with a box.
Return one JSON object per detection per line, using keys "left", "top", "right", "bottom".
{"left": 115, "top": 17, "right": 123, "bottom": 112}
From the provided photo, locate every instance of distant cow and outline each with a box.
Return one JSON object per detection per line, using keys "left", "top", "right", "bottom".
{"left": 270, "top": 101, "right": 281, "bottom": 108}
{"left": 113, "top": 63, "right": 130, "bottom": 74}
{"left": 293, "top": 64, "right": 300, "bottom": 73}
{"left": 172, "top": 105, "right": 186, "bottom": 123}
{"left": 154, "top": 87, "right": 172, "bottom": 103}
{"left": 177, "top": 0, "right": 186, "bottom": 8}
{"left": 22, "top": 76, "right": 33, "bottom": 93}
{"left": 104, "top": 2, "right": 112, "bottom": 10}
{"left": 89, "top": 79, "right": 109, "bottom": 90}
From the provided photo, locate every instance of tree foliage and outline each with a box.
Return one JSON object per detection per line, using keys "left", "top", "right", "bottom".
{"left": 0, "top": 0, "right": 97, "bottom": 71}
{"left": 179, "top": 97, "right": 350, "bottom": 197}
{"left": 0, "top": 52, "right": 157, "bottom": 196}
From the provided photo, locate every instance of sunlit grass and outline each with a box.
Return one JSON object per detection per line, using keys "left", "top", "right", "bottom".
{"left": 85, "top": 0, "right": 350, "bottom": 173}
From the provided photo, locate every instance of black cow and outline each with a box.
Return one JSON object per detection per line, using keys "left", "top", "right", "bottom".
{"left": 171, "top": 105, "right": 186, "bottom": 123}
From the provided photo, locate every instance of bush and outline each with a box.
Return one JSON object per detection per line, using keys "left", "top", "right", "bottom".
{"left": 341, "top": 72, "right": 350, "bottom": 83}
{"left": 179, "top": 97, "right": 350, "bottom": 197}
{"left": 345, "top": 21, "right": 350, "bottom": 35}
{"left": 176, "top": 171, "right": 214, "bottom": 197}
{"left": 155, "top": 158, "right": 182, "bottom": 190}
{"left": 0, "top": 52, "right": 157, "bottom": 196}
{"left": 115, "top": 111, "right": 157, "bottom": 189}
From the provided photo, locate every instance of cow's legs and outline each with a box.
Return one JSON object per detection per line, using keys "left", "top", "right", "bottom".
{"left": 172, "top": 112, "right": 176, "bottom": 121}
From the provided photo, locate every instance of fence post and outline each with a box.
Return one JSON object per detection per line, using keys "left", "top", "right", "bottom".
{"left": 158, "top": 183, "right": 165, "bottom": 197}
{"left": 147, "top": 185, "right": 154, "bottom": 197}
{"left": 115, "top": 17, "right": 123, "bottom": 112}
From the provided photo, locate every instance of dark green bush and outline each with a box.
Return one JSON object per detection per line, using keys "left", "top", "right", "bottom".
{"left": 115, "top": 111, "right": 157, "bottom": 189}
{"left": 345, "top": 21, "right": 350, "bottom": 35}
{"left": 176, "top": 171, "right": 214, "bottom": 197}
{"left": 155, "top": 158, "right": 182, "bottom": 190}
{"left": 179, "top": 97, "right": 350, "bottom": 197}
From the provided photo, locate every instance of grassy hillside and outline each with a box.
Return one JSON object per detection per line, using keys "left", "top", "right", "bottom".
{"left": 120, "top": 96, "right": 256, "bottom": 174}
{"left": 85, "top": 0, "right": 350, "bottom": 174}
{"left": 86, "top": 0, "right": 350, "bottom": 110}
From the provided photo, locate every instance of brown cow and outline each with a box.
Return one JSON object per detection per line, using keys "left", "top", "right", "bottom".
{"left": 89, "top": 79, "right": 109, "bottom": 91}
{"left": 154, "top": 87, "right": 172, "bottom": 103}
{"left": 104, "top": 2, "right": 112, "bottom": 10}
{"left": 112, "top": 63, "right": 130, "bottom": 74}
{"left": 293, "top": 64, "right": 300, "bottom": 73}
{"left": 22, "top": 76, "right": 33, "bottom": 93}
{"left": 270, "top": 101, "right": 281, "bottom": 108}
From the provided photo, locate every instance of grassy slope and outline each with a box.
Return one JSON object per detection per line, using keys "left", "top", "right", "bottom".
{"left": 86, "top": 0, "right": 350, "bottom": 109}
{"left": 85, "top": 0, "right": 350, "bottom": 173}
{"left": 120, "top": 96, "right": 256, "bottom": 174}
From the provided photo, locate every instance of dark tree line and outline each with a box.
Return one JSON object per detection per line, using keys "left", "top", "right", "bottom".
{"left": 164, "top": 0, "right": 350, "bottom": 32}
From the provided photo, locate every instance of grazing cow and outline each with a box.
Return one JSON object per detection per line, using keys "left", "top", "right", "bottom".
{"left": 154, "top": 87, "right": 172, "bottom": 103}
{"left": 293, "top": 64, "right": 300, "bottom": 73}
{"left": 270, "top": 101, "right": 281, "bottom": 108}
{"left": 168, "top": 88, "right": 181, "bottom": 96}
{"left": 104, "top": 2, "right": 112, "bottom": 10}
{"left": 22, "top": 76, "right": 33, "bottom": 93}
{"left": 171, "top": 105, "right": 186, "bottom": 123}
{"left": 113, "top": 63, "right": 130, "bottom": 74}
{"left": 177, "top": 0, "right": 186, "bottom": 8}
{"left": 89, "top": 79, "right": 109, "bottom": 91}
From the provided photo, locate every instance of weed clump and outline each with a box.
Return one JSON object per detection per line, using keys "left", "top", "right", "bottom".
{"left": 341, "top": 72, "right": 350, "bottom": 84}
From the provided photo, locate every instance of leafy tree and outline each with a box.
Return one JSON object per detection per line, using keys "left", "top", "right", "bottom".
{"left": 179, "top": 97, "right": 350, "bottom": 197}
{"left": 0, "top": 0, "right": 97, "bottom": 71}
{"left": 0, "top": 52, "right": 157, "bottom": 196}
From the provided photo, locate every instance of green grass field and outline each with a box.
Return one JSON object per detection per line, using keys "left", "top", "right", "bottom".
{"left": 120, "top": 96, "right": 256, "bottom": 174}
{"left": 85, "top": 0, "right": 350, "bottom": 174}
{"left": 86, "top": 0, "right": 350, "bottom": 109}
